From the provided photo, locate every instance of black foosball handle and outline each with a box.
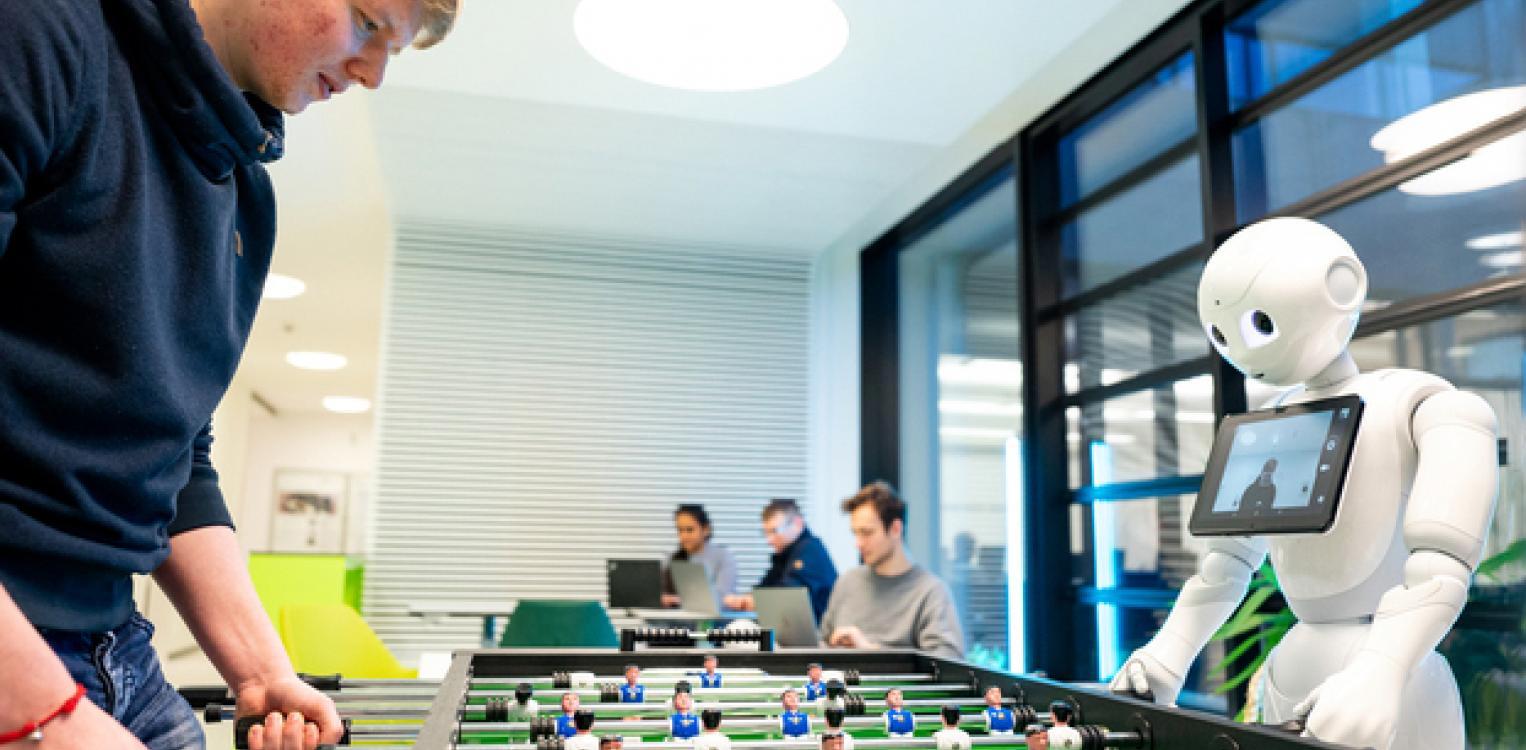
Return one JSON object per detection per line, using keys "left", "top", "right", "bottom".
{"left": 233, "top": 715, "right": 351, "bottom": 749}
{"left": 618, "top": 627, "right": 776, "bottom": 651}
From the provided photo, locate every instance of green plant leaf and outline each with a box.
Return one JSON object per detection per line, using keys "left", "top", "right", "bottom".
{"left": 1207, "top": 630, "right": 1273, "bottom": 678}
{"left": 1214, "top": 612, "right": 1274, "bottom": 640}
{"left": 1476, "top": 539, "right": 1526, "bottom": 582}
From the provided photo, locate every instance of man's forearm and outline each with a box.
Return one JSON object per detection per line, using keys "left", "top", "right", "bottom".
{"left": 152, "top": 526, "right": 295, "bottom": 692}
{"left": 0, "top": 585, "right": 84, "bottom": 723}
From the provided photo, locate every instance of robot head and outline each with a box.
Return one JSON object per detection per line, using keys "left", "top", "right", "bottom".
{"left": 1198, "top": 217, "right": 1367, "bottom": 386}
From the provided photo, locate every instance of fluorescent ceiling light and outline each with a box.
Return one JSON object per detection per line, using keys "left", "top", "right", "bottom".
{"left": 262, "top": 273, "right": 306, "bottom": 300}
{"left": 1369, "top": 86, "right": 1526, "bottom": 196}
{"left": 1480, "top": 250, "right": 1523, "bottom": 269}
{"left": 285, "top": 351, "right": 347, "bottom": 371}
{"left": 573, "top": 0, "right": 849, "bottom": 92}
{"left": 1466, "top": 230, "right": 1524, "bottom": 251}
{"left": 938, "top": 399, "right": 1021, "bottom": 417}
{"left": 323, "top": 396, "right": 372, "bottom": 414}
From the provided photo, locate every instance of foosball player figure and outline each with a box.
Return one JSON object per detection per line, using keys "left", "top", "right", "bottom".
{"left": 1024, "top": 724, "right": 1049, "bottom": 750}
{"left": 820, "top": 732, "right": 845, "bottom": 750}
{"left": 558, "top": 692, "right": 583, "bottom": 738}
{"left": 669, "top": 679, "right": 694, "bottom": 711}
{"left": 883, "top": 687, "right": 916, "bottom": 738}
{"left": 620, "top": 664, "right": 646, "bottom": 703}
{"left": 670, "top": 691, "right": 701, "bottom": 740}
{"left": 823, "top": 708, "right": 854, "bottom": 750}
{"left": 567, "top": 709, "right": 600, "bottom": 750}
{"left": 1046, "top": 701, "right": 1082, "bottom": 750}
{"left": 693, "top": 709, "right": 732, "bottom": 750}
{"left": 600, "top": 736, "right": 624, "bottom": 750}
{"left": 933, "top": 705, "right": 971, "bottom": 750}
{"left": 981, "top": 686, "right": 1015, "bottom": 736}
{"left": 779, "top": 687, "right": 812, "bottom": 738}
{"left": 803, "top": 663, "right": 827, "bottom": 701}
{"left": 508, "top": 682, "right": 540, "bottom": 721}
{"left": 700, "top": 654, "right": 723, "bottom": 688}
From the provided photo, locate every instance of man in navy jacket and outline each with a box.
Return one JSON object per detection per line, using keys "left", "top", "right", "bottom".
{"left": 724, "top": 499, "right": 838, "bottom": 620}
{"left": 0, "top": 1, "right": 456, "bottom": 748}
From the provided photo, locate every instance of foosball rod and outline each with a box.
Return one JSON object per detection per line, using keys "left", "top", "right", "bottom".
{"left": 464, "top": 714, "right": 1056, "bottom": 733}
{"left": 468, "top": 697, "right": 1018, "bottom": 713}
{"left": 517, "top": 671, "right": 935, "bottom": 688}
{"left": 533, "top": 685, "right": 977, "bottom": 700}
{"left": 476, "top": 736, "right": 1144, "bottom": 750}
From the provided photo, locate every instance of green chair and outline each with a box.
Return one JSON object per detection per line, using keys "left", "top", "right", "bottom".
{"left": 279, "top": 603, "right": 417, "bottom": 679}
{"left": 498, "top": 600, "right": 618, "bottom": 648}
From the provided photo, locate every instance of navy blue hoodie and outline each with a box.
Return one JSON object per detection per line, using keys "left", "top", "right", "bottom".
{"left": 0, "top": 0, "right": 284, "bottom": 631}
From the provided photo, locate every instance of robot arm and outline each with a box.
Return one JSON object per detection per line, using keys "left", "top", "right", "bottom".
{"left": 1111, "top": 535, "right": 1267, "bottom": 704}
{"left": 1296, "top": 389, "right": 1497, "bottom": 748}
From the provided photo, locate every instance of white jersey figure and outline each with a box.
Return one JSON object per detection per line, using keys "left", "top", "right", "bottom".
{"left": 1109, "top": 217, "right": 1498, "bottom": 750}
{"left": 507, "top": 683, "right": 539, "bottom": 721}
{"left": 691, "top": 710, "right": 731, "bottom": 750}
{"left": 932, "top": 705, "right": 971, "bottom": 750}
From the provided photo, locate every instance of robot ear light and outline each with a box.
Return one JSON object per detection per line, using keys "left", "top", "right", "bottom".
{"left": 1325, "top": 256, "right": 1367, "bottom": 310}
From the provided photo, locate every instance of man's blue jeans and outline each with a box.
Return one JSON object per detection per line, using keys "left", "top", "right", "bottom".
{"left": 40, "top": 612, "right": 205, "bottom": 750}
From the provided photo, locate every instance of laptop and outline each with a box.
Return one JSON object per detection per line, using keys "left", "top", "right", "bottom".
{"left": 668, "top": 559, "right": 721, "bottom": 615}
{"left": 753, "top": 586, "right": 820, "bottom": 647}
{"left": 607, "top": 559, "right": 663, "bottom": 608}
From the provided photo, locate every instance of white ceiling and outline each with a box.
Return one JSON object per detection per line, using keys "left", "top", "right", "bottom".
{"left": 238, "top": 0, "right": 1177, "bottom": 416}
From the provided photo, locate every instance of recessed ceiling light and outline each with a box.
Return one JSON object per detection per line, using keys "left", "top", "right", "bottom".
{"left": 1370, "top": 86, "right": 1526, "bottom": 196}
{"left": 1466, "top": 230, "right": 1524, "bottom": 251}
{"left": 573, "top": 0, "right": 849, "bottom": 92}
{"left": 323, "top": 396, "right": 372, "bottom": 414}
{"left": 285, "top": 351, "right": 347, "bottom": 371}
{"left": 263, "top": 273, "right": 306, "bottom": 300}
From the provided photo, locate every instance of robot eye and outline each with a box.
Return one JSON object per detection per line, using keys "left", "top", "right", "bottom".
{"left": 1207, "top": 325, "right": 1227, "bottom": 347}
{"left": 1239, "top": 309, "right": 1279, "bottom": 349}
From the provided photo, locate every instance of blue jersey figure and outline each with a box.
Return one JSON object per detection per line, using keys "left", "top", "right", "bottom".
{"left": 983, "top": 707, "right": 1015, "bottom": 734}
{"left": 981, "top": 688, "right": 1014, "bottom": 735}
{"left": 884, "top": 709, "right": 916, "bottom": 737}
{"left": 621, "top": 664, "right": 645, "bottom": 703}
{"left": 803, "top": 663, "right": 827, "bottom": 702}
{"left": 671, "top": 712, "right": 701, "bottom": 739}
{"left": 700, "top": 655, "right": 722, "bottom": 688}
{"left": 780, "top": 711, "right": 811, "bottom": 738}
{"left": 779, "top": 688, "right": 810, "bottom": 738}
{"left": 556, "top": 715, "right": 578, "bottom": 739}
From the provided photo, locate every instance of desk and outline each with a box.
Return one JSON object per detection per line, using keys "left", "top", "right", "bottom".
{"left": 406, "top": 603, "right": 757, "bottom": 648}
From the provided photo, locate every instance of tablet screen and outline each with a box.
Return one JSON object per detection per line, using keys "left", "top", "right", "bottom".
{"left": 1190, "top": 394, "right": 1363, "bottom": 536}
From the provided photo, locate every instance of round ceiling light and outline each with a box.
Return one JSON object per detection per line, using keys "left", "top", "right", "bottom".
{"left": 1370, "top": 85, "right": 1526, "bottom": 196}
{"left": 263, "top": 273, "right": 306, "bottom": 300}
{"left": 573, "top": 0, "right": 849, "bottom": 92}
{"left": 285, "top": 351, "right": 348, "bottom": 371}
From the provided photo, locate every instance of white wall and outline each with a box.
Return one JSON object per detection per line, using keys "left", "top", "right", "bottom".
{"left": 238, "top": 409, "right": 377, "bottom": 554}
{"left": 802, "top": 0, "right": 1194, "bottom": 565}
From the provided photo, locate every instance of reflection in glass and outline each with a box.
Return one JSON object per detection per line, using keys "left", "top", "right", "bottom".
{"left": 1067, "top": 262, "right": 1210, "bottom": 394}
{"left": 1072, "top": 376, "right": 1216, "bottom": 488}
{"left": 1316, "top": 150, "right": 1526, "bottom": 306}
{"left": 897, "top": 176, "right": 1021, "bottom": 669}
{"left": 1232, "top": 0, "right": 1526, "bottom": 222}
{"left": 1058, "top": 53, "right": 1197, "bottom": 208}
{"left": 1225, "top": 0, "right": 1425, "bottom": 109}
{"left": 1061, "top": 155, "right": 1204, "bottom": 297}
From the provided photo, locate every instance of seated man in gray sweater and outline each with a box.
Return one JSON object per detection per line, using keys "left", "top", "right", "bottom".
{"left": 819, "top": 482, "right": 965, "bottom": 658}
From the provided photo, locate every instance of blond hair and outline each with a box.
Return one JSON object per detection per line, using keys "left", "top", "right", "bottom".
{"left": 413, "top": 0, "right": 459, "bottom": 49}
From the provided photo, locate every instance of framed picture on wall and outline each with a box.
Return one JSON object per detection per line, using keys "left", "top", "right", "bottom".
{"left": 270, "top": 469, "right": 348, "bottom": 553}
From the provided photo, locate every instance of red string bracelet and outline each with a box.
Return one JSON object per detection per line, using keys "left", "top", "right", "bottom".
{"left": 0, "top": 684, "right": 87, "bottom": 744}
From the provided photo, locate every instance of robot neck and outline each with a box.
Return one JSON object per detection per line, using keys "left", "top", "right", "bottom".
{"left": 1307, "top": 351, "right": 1359, "bottom": 390}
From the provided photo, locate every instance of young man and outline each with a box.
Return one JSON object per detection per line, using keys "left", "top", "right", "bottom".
{"left": 0, "top": 1, "right": 456, "bottom": 748}
{"left": 819, "top": 482, "right": 965, "bottom": 659}
{"left": 722, "top": 499, "right": 838, "bottom": 620}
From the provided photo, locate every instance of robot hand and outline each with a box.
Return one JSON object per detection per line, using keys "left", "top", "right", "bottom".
{"left": 1108, "top": 649, "right": 1183, "bottom": 705}
{"left": 1292, "top": 653, "right": 1404, "bottom": 750}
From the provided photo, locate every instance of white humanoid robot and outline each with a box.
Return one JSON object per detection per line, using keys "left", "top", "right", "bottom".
{"left": 1110, "top": 217, "right": 1499, "bottom": 750}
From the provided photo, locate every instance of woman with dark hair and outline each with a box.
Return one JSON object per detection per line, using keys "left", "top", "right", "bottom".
{"left": 661, "top": 504, "right": 739, "bottom": 607}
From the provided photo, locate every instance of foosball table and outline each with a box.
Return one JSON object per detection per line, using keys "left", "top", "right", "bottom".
{"left": 189, "top": 629, "right": 1343, "bottom": 749}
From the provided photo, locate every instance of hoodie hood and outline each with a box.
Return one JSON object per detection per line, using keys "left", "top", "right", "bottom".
{"left": 104, "top": 0, "right": 284, "bottom": 180}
